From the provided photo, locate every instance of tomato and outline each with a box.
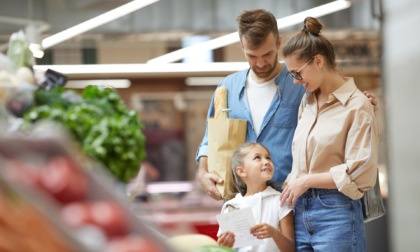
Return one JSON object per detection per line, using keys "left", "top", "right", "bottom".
{"left": 60, "top": 200, "right": 129, "bottom": 238}
{"left": 90, "top": 201, "right": 129, "bottom": 237}
{"left": 39, "top": 156, "right": 88, "bottom": 204}
{"left": 106, "top": 236, "right": 165, "bottom": 252}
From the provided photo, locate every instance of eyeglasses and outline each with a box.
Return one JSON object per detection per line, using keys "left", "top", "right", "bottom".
{"left": 288, "top": 58, "right": 313, "bottom": 80}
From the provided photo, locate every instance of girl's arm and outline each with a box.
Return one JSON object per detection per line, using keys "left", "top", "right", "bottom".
{"left": 249, "top": 211, "right": 295, "bottom": 252}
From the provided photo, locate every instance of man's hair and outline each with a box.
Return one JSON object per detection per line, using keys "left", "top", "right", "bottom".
{"left": 236, "top": 9, "right": 279, "bottom": 49}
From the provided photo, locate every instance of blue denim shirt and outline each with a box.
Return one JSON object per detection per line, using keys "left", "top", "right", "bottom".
{"left": 196, "top": 63, "right": 306, "bottom": 186}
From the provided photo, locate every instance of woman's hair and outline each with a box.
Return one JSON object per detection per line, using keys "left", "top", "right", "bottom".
{"left": 282, "top": 17, "right": 336, "bottom": 69}
{"left": 229, "top": 142, "right": 276, "bottom": 196}
{"left": 236, "top": 9, "right": 279, "bottom": 49}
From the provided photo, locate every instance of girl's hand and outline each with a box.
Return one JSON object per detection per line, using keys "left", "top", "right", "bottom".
{"left": 217, "top": 231, "right": 235, "bottom": 248}
{"left": 250, "top": 223, "right": 279, "bottom": 239}
{"left": 280, "top": 176, "right": 309, "bottom": 208}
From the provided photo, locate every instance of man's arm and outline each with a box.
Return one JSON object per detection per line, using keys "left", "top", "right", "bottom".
{"left": 197, "top": 156, "right": 224, "bottom": 200}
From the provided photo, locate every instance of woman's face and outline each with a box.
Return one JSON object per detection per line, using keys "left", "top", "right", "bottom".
{"left": 285, "top": 55, "right": 319, "bottom": 92}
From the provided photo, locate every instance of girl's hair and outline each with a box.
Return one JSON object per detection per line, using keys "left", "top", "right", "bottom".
{"left": 229, "top": 142, "right": 277, "bottom": 196}
{"left": 236, "top": 9, "right": 279, "bottom": 49}
{"left": 282, "top": 17, "right": 337, "bottom": 69}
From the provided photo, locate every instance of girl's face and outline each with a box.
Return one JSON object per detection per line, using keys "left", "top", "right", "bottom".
{"left": 240, "top": 145, "right": 274, "bottom": 183}
{"left": 285, "top": 55, "right": 320, "bottom": 92}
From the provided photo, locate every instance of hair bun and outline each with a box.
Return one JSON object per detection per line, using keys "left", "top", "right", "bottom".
{"left": 303, "top": 17, "right": 323, "bottom": 36}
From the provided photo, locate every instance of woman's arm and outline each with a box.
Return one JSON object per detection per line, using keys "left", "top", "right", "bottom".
{"left": 280, "top": 172, "right": 336, "bottom": 208}
{"left": 249, "top": 211, "right": 295, "bottom": 252}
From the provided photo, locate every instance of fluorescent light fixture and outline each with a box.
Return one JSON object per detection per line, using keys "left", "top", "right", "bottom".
{"left": 66, "top": 79, "right": 131, "bottom": 89}
{"left": 42, "top": 0, "right": 159, "bottom": 49}
{"left": 33, "top": 62, "right": 250, "bottom": 76}
{"left": 147, "top": 0, "right": 351, "bottom": 64}
{"left": 185, "top": 77, "right": 226, "bottom": 86}
{"left": 146, "top": 181, "right": 193, "bottom": 194}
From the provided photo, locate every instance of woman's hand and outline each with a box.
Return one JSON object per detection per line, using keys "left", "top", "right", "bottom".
{"left": 250, "top": 223, "right": 279, "bottom": 239}
{"left": 280, "top": 176, "right": 309, "bottom": 208}
{"left": 217, "top": 231, "right": 235, "bottom": 248}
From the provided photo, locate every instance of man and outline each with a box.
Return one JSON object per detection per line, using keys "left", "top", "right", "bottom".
{"left": 195, "top": 9, "right": 377, "bottom": 200}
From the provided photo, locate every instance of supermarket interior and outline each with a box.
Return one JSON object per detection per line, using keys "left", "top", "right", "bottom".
{"left": 0, "top": 0, "right": 419, "bottom": 251}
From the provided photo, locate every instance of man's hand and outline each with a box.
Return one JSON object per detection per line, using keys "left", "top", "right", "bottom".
{"left": 197, "top": 156, "right": 224, "bottom": 200}
{"left": 217, "top": 231, "right": 235, "bottom": 248}
{"left": 364, "top": 91, "right": 378, "bottom": 113}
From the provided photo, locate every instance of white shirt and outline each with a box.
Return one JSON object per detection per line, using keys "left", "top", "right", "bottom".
{"left": 219, "top": 186, "right": 293, "bottom": 252}
{"left": 246, "top": 73, "right": 277, "bottom": 135}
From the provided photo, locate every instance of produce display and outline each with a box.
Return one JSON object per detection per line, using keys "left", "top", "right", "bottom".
{"left": 0, "top": 130, "right": 171, "bottom": 252}
{"left": 22, "top": 85, "right": 147, "bottom": 183}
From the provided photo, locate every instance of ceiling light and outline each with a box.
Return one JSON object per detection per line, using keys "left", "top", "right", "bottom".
{"left": 33, "top": 62, "right": 250, "bottom": 77}
{"left": 147, "top": 0, "right": 351, "bottom": 64}
{"left": 185, "top": 77, "right": 226, "bottom": 86}
{"left": 65, "top": 79, "right": 131, "bottom": 89}
{"left": 42, "top": 0, "right": 160, "bottom": 49}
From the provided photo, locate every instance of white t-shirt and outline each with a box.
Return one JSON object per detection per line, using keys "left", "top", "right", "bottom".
{"left": 219, "top": 186, "right": 293, "bottom": 252}
{"left": 246, "top": 73, "right": 277, "bottom": 135}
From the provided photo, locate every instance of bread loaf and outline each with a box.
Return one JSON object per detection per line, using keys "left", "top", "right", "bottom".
{"left": 214, "top": 86, "right": 227, "bottom": 119}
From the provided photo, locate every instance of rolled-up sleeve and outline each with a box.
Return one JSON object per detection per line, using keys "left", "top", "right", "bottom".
{"left": 330, "top": 112, "right": 379, "bottom": 200}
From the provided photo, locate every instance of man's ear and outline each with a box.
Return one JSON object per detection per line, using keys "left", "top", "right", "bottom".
{"left": 277, "top": 35, "right": 282, "bottom": 49}
{"left": 236, "top": 167, "right": 246, "bottom": 178}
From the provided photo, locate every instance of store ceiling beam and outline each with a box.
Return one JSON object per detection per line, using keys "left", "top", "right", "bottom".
{"left": 147, "top": 0, "right": 352, "bottom": 64}
{"left": 41, "top": 0, "right": 160, "bottom": 49}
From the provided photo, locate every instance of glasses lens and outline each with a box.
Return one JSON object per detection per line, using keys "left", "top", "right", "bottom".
{"left": 289, "top": 72, "right": 302, "bottom": 80}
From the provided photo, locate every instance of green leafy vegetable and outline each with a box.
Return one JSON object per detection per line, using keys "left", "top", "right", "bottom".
{"left": 23, "top": 85, "right": 146, "bottom": 183}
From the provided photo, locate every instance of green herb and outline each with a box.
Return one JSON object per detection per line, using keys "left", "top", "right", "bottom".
{"left": 23, "top": 85, "right": 146, "bottom": 183}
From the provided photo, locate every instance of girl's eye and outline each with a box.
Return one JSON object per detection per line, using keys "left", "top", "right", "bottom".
{"left": 266, "top": 156, "right": 271, "bottom": 160}
{"left": 254, "top": 156, "right": 261, "bottom": 160}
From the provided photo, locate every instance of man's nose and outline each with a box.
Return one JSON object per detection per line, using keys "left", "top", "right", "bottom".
{"left": 256, "top": 58, "right": 265, "bottom": 68}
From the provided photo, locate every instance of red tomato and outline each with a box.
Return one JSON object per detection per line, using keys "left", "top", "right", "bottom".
{"left": 39, "top": 156, "right": 88, "bottom": 204}
{"left": 106, "top": 236, "right": 165, "bottom": 252}
{"left": 60, "top": 200, "right": 129, "bottom": 238}
{"left": 3, "top": 159, "right": 41, "bottom": 187}
{"left": 90, "top": 201, "right": 129, "bottom": 237}
{"left": 60, "top": 201, "right": 93, "bottom": 228}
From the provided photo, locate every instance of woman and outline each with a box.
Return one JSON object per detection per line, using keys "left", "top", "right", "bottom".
{"left": 279, "top": 17, "right": 379, "bottom": 252}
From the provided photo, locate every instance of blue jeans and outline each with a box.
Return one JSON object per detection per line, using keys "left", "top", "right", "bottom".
{"left": 294, "top": 189, "right": 366, "bottom": 252}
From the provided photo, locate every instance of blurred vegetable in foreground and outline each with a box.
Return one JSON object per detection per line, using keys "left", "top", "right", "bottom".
{"left": 22, "top": 85, "right": 146, "bottom": 183}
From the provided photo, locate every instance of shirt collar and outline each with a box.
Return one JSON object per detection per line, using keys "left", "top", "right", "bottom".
{"left": 331, "top": 77, "right": 358, "bottom": 105}
{"left": 305, "top": 77, "right": 357, "bottom": 106}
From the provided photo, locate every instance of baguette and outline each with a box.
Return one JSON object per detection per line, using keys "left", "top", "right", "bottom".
{"left": 214, "top": 86, "right": 227, "bottom": 119}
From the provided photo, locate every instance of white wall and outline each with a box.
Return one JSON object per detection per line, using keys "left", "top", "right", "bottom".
{"left": 383, "top": 0, "right": 420, "bottom": 251}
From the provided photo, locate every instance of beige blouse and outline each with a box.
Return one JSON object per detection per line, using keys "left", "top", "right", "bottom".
{"left": 284, "top": 78, "right": 379, "bottom": 200}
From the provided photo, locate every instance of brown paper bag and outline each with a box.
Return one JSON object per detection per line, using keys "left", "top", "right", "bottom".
{"left": 208, "top": 118, "right": 247, "bottom": 199}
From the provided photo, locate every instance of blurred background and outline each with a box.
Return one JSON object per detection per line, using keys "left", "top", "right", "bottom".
{"left": 0, "top": 0, "right": 418, "bottom": 251}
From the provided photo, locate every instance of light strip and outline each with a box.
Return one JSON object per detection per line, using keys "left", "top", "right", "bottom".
{"left": 33, "top": 62, "right": 250, "bottom": 76}
{"left": 42, "top": 0, "right": 159, "bottom": 49}
{"left": 147, "top": 0, "right": 351, "bottom": 64}
{"left": 66, "top": 79, "right": 131, "bottom": 89}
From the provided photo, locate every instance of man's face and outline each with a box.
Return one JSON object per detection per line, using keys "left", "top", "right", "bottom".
{"left": 241, "top": 32, "right": 280, "bottom": 81}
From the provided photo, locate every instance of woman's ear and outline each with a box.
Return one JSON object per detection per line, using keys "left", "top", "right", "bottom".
{"left": 236, "top": 167, "right": 247, "bottom": 178}
{"left": 314, "top": 54, "right": 324, "bottom": 68}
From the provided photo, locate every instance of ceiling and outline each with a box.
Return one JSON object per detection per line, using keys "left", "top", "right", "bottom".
{"left": 0, "top": 0, "right": 380, "bottom": 49}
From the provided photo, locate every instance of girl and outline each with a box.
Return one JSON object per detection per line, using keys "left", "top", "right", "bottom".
{"left": 279, "top": 17, "right": 379, "bottom": 251}
{"left": 217, "top": 142, "right": 295, "bottom": 252}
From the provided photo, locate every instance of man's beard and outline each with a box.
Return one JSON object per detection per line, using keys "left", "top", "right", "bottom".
{"left": 251, "top": 55, "right": 278, "bottom": 79}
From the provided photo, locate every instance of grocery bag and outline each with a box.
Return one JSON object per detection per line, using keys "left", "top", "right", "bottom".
{"left": 208, "top": 118, "right": 247, "bottom": 199}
